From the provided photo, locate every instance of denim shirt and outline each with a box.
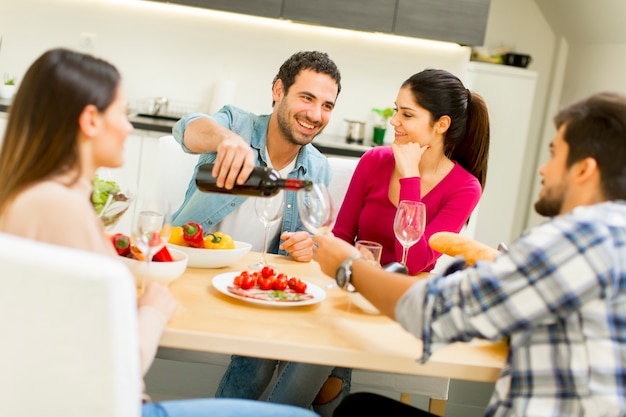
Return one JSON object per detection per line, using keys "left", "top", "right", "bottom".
{"left": 171, "top": 105, "right": 331, "bottom": 255}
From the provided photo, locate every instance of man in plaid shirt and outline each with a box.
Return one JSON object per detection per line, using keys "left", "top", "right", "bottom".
{"left": 312, "top": 92, "right": 626, "bottom": 417}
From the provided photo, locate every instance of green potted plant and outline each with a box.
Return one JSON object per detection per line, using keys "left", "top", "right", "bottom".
{"left": 371, "top": 107, "right": 394, "bottom": 145}
{"left": 0, "top": 73, "right": 17, "bottom": 99}
{"left": 0, "top": 37, "right": 17, "bottom": 100}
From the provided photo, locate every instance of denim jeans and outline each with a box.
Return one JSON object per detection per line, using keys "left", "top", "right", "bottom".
{"left": 215, "top": 356, "right": 351, "bottom": 417}
{"left": 142, "top": 398, "right": 319, "bottom": 417}
{"left": 312, "top": 367, "right": 352, "bottom": 417}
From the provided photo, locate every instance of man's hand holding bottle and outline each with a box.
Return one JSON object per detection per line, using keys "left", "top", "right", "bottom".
{"left": 212, "top": 133, "right": 256, "bottom": 190}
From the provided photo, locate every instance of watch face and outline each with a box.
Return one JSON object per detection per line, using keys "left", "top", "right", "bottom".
{"left": 336, "top": 265, "right": 349, "bottom": 289}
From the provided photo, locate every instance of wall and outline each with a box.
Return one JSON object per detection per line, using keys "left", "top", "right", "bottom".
{"left": 559, "top": 44, "right": 626, "bottom": 104}
{"left": 525, "top": 37, "right": 626, "bottom": 229}
{"left": 478, "top": 0, "right": 558, "bottom": 238}
{"left": 0, "top": 0, "right": 469, "bottom": 143}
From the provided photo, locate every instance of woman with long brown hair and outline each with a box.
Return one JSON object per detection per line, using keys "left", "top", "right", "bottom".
{"left": 0, "top": 47, "right": 318, "bottom": 417}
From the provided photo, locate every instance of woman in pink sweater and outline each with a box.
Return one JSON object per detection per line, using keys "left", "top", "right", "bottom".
{"left": 313, "top": 68, "right": 491, "bottom": 415}
{"left": 333, "top": 68, "right": 490, "bottom": 275}
{"left": 0, "top": 48, "right": 319, "bottom": 417}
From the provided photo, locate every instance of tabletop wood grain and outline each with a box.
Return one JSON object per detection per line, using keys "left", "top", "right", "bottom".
{"left": 160, "top": 251, "right": 508, "bottom": 383}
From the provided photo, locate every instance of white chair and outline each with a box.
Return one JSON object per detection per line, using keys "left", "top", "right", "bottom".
{"left": 154, "top": 135, "right": 200, "bottom": 212}
{"left": 326, "top": 156, "right": 449, "bottom": 416}
{"left": 0, "top": 233, "right": 141, "bottom": 417}
{"left": 327, "top": 156, "right": 359, "bottom": 212}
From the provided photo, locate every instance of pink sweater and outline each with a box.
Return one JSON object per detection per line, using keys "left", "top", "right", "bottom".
{"left": 333, "top": 146, "right": 481, "bottom": 275}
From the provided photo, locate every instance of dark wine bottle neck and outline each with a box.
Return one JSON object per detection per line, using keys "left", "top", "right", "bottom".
{"left": 278, "top": 178, "right": 313, "bottom": 191}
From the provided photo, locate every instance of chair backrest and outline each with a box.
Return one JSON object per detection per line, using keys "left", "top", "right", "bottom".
{"left": 327, "top": 156, "right": 359, "bottom": 212}
{"left": 155, "top": 135, "right": 200, "bottom": 212}
{"left": 0, "top": 233, "right": 141, "bottom": 417}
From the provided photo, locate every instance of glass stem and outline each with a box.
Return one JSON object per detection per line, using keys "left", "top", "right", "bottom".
{"left": 141, "top": 255, "right": 151, "bottom": 295}
{"left": 401, "top": 246, "right": 409, "bottom": 266}
{"left": 260, "top": 224, "right": 270, "bottom": 265}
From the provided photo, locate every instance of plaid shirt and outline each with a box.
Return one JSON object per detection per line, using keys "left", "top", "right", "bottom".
{"left": 396, "top": 201, "right": 626, "bottom": 416}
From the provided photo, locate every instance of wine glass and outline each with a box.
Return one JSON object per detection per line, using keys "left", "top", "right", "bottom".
{"left": 93, "top": 168, "right": 134, "bottom": 233}
{"left": 393, "top": 201, "right": 426, "bottom": 267}
{"left": 297, "top": 184, "right": 337, "bottom": 288}
{"left": 296, "top": 183, "right": 335, "bottom": 235}
{"left": 249, "top": 190, "right": 286, "bottom": 270}
{"left": 131, "top": 199, "right": 172, "bottom": 293}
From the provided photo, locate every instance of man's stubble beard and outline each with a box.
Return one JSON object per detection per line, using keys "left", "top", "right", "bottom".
{"left": 534, "top": 182, "right": 567, "bottom": 218}
{"left": 276, "top": 101, "right": 323, "bottom": 147}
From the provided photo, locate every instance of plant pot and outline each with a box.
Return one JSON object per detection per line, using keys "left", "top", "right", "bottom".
{"left": 373, "top": 127, "right": 386, "bottom": 146}
{"left": 0, "top": 84, "right": 17, "bottom": 100}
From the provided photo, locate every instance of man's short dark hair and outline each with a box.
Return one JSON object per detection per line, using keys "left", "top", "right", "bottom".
{"left": 554, "top": 92, "right": 626, "bottom": 200}
{"left": 272, "top": 51, "right": 341, "bottom": 105}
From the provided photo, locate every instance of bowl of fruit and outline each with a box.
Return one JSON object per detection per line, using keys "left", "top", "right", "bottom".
{"left": 166, "top": 222, "right": 252, "bottom": 268}
{"left": 110, "top": 233, "right": 188, "bottom": 286}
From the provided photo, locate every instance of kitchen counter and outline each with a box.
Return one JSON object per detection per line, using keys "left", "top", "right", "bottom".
{"left": 312, "top": 134, "right": 372, "bottom": 158}
{"left": 128, "top": 113, "right": 178, "bottom": 134}
{"left": 0, "top": 100, "right": 369, "bottom": 158}
{"left": 0, "top": 99, "right": 9, "bottom": 113}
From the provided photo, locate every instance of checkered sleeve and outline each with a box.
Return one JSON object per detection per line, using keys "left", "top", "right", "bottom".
{"left": 398, "top": 215, "right": 615, "bottom": 363}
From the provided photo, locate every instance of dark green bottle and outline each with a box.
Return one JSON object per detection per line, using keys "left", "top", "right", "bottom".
{"left": 195, "top": 163, "right": 313, "bottom": 197}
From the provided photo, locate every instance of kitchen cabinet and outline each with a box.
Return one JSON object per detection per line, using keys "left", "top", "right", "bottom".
{"left": 145, "top": 0, "right": 491, "bottom": 45}
{"left": 394, "top": 0, "right": 491, "bottom": 45}
{"left": 282, "top": 0, "right": 396, "bottom": 33}
{"left": 465, "top": 61, "right": 537, "bottom": 247}
{"left": 156, "top": 0, "right": 283, "bottom": 19}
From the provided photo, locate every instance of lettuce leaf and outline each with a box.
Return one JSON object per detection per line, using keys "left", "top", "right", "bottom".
{"left": 92, "top": 175, "right": 120, "bottom": 214}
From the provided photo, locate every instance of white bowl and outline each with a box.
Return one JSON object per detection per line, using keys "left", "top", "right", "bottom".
{"left": 166, "top": 241, "right": 252, "bottom": 268}
{"left": 348, "top": 292, "right": 381, "bottom": 315}
{"left": 119, "top": 247, "right": 188, "bottom": 286}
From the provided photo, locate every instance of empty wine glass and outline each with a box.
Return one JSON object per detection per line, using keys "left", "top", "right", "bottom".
{"left": 297, "top": 183, "right": 337, "bottom": 288}
{"left": 296, "top": 183, "right": 335, "bottom": 235}
{"left": 393, "top": 200, "right": 426, "bottom": 267}
{"left": 249, "top": 190, "right": 286, "bottom": 270}
{"left": 131, "top": 199, "right": 172, "bottom": 293}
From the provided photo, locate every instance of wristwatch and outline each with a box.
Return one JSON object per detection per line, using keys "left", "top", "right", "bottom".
{"left": 335, "top": 254, "right": 363, "bottom": 292}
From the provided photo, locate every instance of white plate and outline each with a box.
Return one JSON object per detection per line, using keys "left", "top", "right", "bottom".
{"left": 212, "top": 271, "right": 326, "bottom": 307}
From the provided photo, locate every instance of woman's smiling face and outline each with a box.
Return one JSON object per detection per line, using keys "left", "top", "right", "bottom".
{"left": 390, "top": 86, "right": 439, "bottom": 146}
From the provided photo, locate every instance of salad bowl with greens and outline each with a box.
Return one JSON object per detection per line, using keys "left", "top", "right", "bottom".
{"left": 92, "top": 174, "right": 132, "bottom": 230}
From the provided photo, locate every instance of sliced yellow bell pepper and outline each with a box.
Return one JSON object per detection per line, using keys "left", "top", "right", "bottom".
{"left": 168, "top": 226, "right": 188, "bottom": 247}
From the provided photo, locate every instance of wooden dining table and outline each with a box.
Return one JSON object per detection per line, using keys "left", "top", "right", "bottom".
{"left": 160, "top": 251, "right": 508, "bottom": 384}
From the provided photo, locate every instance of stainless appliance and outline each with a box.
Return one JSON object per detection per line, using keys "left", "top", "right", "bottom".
{"left": 345, "top": 119, "right": 365, "bottom": 144}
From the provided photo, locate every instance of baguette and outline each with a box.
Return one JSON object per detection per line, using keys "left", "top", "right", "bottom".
{"left": 428, "top": 231, "right": 499, "bottom": 265}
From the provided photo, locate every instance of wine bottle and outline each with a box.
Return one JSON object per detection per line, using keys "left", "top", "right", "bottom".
{"left": 194, "top": 163, "right": 313, "bottom": 197}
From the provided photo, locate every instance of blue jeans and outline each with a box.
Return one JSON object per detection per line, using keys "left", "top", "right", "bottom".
{"left": 215, "top": 356, "right": 351, "bottom": 417}
{"left": 142, "top": 398, "right": 319, "bottom": 417}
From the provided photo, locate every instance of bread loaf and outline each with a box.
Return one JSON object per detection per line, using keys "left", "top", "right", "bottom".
{"left": 428, "top": 232, "right": 499, "bottom": 265}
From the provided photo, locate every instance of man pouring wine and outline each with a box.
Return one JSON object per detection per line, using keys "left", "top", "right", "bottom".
{"left": 170, "top": 50, "right": 345, "bottom": 415}
{"left": 171, "top": 50, "right": 340, "bottom": 262}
